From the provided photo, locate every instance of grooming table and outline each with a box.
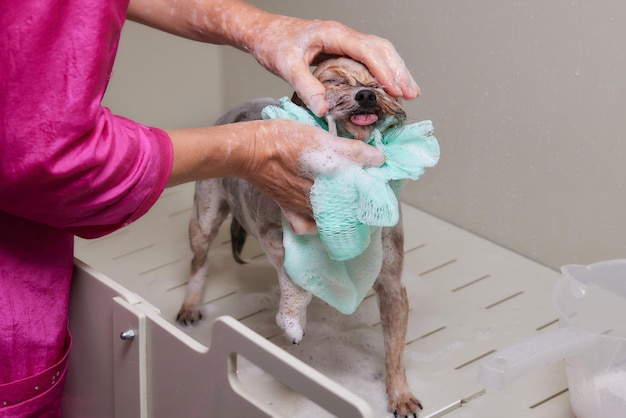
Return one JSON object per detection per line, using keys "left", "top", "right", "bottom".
{"left": 66, "top": 182, "right": 574, "bottom": 417}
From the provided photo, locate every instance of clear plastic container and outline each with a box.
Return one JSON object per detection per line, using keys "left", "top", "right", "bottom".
{"left": 479, "top": 259, "right": 626, "bottom": 418}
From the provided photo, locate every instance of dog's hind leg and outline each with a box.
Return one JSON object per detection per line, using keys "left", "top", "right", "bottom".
{"left": 374, "top": 223, "right": 423, "bottom": 417}
{"left": 177, "top": 180, "right": 230, "bottom": 325}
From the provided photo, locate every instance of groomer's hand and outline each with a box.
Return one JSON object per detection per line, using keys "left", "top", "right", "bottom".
{"left": 247, "top": 15, "right": 420, "bottom": 116}
{"left": 238, "top": 119, "right": 385, "bottom": 234}
{"left": 166, "top": 119, "right": 385, "bottom": 234}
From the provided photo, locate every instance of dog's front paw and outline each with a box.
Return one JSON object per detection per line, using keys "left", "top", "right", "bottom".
{"left": 176, "top": 304, "right": 203, "bottom": 326}
{"left": 275, "top": 311, "right": 305, "bottom": 344}
{"left": 390, "top": 393, "right": 423, "bottom": 418}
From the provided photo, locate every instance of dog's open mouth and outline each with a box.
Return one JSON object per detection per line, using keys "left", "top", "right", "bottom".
{"left": 350, "top": 113, "right": 379, "bottom": 126}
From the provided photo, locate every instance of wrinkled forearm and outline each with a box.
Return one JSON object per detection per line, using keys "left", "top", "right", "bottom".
{"left": 126, "top": 0, "right": 274, "bottom": 52}
{"left": 165, "top": 121, "right": 261, "bottom": 187}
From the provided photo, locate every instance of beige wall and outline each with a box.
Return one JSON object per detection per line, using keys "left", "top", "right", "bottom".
{"left": 103, "top": 21, "right": 223, "bottom": 129}
{"left": 222, "top": 1, "right": 626, "bottom": 270}
{"left": 107, "top": 3, "right": 626, "bottom": 271}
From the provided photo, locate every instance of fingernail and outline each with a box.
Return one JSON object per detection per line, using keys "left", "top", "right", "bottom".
{"left": 308, "top": 95, "right": 328, "bottom": 117}
{"left": 284, "top": 211, "right": 318, "bottom": 235}
{"left": 410, "top": 82, "right": 421, "bottom": 98}
{"left": 408, "top": 72, "right": 421, "bottom": 97}
{"left": 399, "top": 76, "right": 419, "bottom": 98}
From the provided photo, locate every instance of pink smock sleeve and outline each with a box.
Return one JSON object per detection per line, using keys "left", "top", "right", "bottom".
{"left": 0, "top": 109, "right": 174, "bottom": 239}
{"left": 0, "top": 0, "right": 174, "bottom": 239}
{"left": 1, "top": 2, "right": 177, "bottom": 414}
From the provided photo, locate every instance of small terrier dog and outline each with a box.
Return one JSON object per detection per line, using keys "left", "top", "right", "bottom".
{"left": 177, "top": 58, "right": 422, "bottom": 417}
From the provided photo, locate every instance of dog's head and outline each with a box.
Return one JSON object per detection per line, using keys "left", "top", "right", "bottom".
{"left": 293, "top": 57, "right": 406, "bottom": 140}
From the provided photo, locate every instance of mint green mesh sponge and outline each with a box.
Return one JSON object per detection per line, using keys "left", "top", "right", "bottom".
{"left": 262, "top": 97, "right": 439, "bottom": 314}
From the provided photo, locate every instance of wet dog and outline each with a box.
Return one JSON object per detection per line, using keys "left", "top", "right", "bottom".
{"left": 177, "top": 58, "right": 422, "bottom": 417}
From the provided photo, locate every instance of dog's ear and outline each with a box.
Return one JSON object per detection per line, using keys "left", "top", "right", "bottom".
{"left": 291, "top": 92, "right": 306, "bottom": 108}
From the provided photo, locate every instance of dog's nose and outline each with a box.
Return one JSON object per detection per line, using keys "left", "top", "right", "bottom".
{"left": 355, "top": 89, "right": 377, "bottom": 106}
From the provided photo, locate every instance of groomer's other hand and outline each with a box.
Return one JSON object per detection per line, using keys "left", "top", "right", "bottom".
{"left": 239, "top": 119, "right": 385, "bottom": 233}
{"left": 247, "top": 16, "right": 420, "bottom": 116}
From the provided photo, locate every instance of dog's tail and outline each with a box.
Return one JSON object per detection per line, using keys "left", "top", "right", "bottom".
{"left": 230, "top": 218, "right": 248, "bottom": 264}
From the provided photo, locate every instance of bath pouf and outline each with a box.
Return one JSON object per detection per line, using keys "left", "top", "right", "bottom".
{"left": 262, "top": 97, "right": 440, "bottom": 314}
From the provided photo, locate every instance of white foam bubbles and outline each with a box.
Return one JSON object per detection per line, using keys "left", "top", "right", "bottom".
{"left": 298, "top": 144, "right": 357, "bottom": 179}
{"left": 235, "top": 293, "right": 396, "bottom": 416}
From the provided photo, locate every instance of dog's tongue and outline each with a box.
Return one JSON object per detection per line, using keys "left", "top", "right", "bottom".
{"left": 350, "top": 114, "right": 378, "bottom": 126}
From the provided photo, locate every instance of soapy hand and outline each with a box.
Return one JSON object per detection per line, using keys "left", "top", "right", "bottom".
{"left": 248, "top": 16, "right": 420, "bottom": 116}
{"left": 239, "top": 118, "right": 385, "bottom": 234}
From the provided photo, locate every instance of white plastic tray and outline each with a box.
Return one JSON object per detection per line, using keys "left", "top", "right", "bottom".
{"left": 74, "top": 182, "right": 574, "bottom": 417}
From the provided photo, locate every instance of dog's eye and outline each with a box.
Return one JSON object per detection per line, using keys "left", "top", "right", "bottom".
{"left": 322, "top": 78, "right": 348, "bottom": 85}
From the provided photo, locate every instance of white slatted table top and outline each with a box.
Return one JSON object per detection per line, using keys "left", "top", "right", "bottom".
{"left": 75, "top": 183, "right": 574, "bottom": 418}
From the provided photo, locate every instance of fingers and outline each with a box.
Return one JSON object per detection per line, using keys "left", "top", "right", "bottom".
{"left": 324, "top": 134, "right": 386, "bottom": 169}
{"left": 286, "top": 37, "right": 420, "bottom": 116}
{"left": 286, "top": 64, "right": 330, "bottom": 116}
{"left": 354, "top": 139, "right": 386, "bottom": 168}
{"left": 297, "top": 133, "right": 385, "bottom": 181}
{"left": 252, "top": 18, "right": 419, "bottom": 116}
{"left": 369, "top": 35, "right": 421, "bottom": 99}
{"left": 319, "top": 26, "right": 420, "bottom": 100}
{"left": 283, "top": 210, "right": 318, "bottom": 235}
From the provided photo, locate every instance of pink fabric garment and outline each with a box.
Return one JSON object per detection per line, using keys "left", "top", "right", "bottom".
{"left": 1, "top": 0, "right": 174, "bottom": 415}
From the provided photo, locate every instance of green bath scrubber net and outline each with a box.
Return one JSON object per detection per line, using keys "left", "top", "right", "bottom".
{"left": 262, "top": 97, "right": 439, "bottom": 314}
